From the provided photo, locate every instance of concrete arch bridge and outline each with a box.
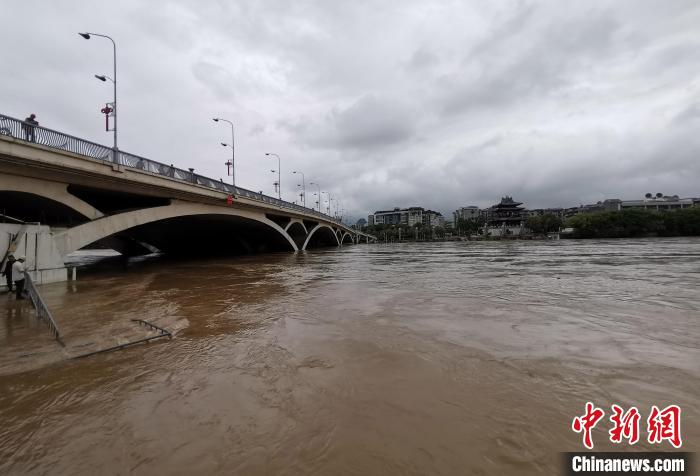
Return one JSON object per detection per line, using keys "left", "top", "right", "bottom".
{"left": 0, "top": 113, "right": 375, "bottom": 283}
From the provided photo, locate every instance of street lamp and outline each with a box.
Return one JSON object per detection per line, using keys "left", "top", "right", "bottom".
{"left": 213, "top": 118, "right": 235, "bottom": 187}
{"left": 334, "top": 197, "right": 341, "bottom": 218}
{"left": 323, "top": 191, "right": 332, "bottom": 215}
{"left": 292, "top": 170, "right": 305, "bottom": 207}
{"left": 79, "top": 32, "right": 118, "bottom": 164}
{"left": 265, "top": 153, "right": 281, "bottom": 199}
{"left": 309, "top": 182, "right": 321, "bottom": 212}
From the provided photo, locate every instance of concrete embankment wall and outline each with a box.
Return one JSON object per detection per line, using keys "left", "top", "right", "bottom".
{"left": 1, "top": 224, "right": 68, "bottom": 286}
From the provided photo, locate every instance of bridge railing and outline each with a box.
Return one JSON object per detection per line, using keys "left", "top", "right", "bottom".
{"left": 0, "top": 113, "right": 343, "bottom": 225}
{"left": 23, "top": 271, "right": 64, "bottom": 345}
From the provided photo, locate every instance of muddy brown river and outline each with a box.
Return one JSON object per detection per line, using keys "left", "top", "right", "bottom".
{"left": 1, "top": 238, "right": 699, "bottom": 475}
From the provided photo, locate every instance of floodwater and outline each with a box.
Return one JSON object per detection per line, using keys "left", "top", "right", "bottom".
{"left": 1, "top": 238, "right": 699, "bottom": 475}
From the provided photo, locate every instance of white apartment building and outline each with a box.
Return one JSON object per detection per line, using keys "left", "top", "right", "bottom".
{"left": 369, "top": 207, "right": 444, "bottom": 228}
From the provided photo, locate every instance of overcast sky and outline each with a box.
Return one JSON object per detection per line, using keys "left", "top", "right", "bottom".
{"left": 3, "top": 1, "right": 699, "bottom": 222}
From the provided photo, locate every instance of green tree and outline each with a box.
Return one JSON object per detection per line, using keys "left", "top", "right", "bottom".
{"left": 456, "top": 217, "right": 484, "bottom": 235}
{"left": 566, "top": 208, "right": 669, "bottom": 238}
{"left": 527, "top": 213, "right": 563, "bottom": 234}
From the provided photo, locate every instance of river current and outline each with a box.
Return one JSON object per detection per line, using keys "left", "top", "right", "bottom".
{"left": 1, "top": 238, "right": 699, "bottom": 474}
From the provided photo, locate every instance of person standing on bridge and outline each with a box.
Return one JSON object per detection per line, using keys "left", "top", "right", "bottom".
{"left": 2, "top": 255, "right": 15, "bottom": 292}
{"left": 22, "top": 114, "right": 39, "bottom": 142}
{"left": 12, "top": 256, "right": 26, "bottom": 300}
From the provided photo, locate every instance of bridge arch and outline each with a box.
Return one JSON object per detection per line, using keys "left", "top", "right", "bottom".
{"left": 284, "top": 219, "right": 308, "bottom": 235}
{"left": 302, "top": 224, "right": 341, "bottom": 250}
{"left": 0, "top": 174, "right": 104, "bottom": 221}
{"left": 285, "top": 221, "right": 309, "bottom": 249}
{"left": 54, "top": 200, "right": 298, "bottom": 256}
{"left": 341, "top": 232, "right": 354, "bottom": 245}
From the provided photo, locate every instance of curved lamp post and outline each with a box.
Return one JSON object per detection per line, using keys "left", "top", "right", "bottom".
{"left": 292, "top": 170, "right": 305, "bottom": 207}
{"left": 309, "top": 182, "right": 321, "bottom": 212}
{"left": 213, "top": 118, "right": 235, "bottom": 187}
{"left": 265, "top": 153, "right": 281, "bottom": 199}
{"left": 79, "top": 32, "right": 118, "bottom": 163}
{"left": 322, "top": 191, "right": 332, "bottom": 216}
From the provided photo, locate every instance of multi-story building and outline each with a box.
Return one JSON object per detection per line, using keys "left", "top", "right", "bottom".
{"left": 485, "top": 196, "right": 528, "bottom": 236}
{"left": 405, "top": 207, "right": 425, "bottom": 227}
{"left": 369, "top": 207, "right": 444, "bottom": 228}
{"left": 453, "top": 206, "right": 480, "bottom": 223}
{"left": 617, "top": 195, "right": 694, "bottom": 211}
{"left": 423, "top": 210, "right": 445, "bottom": 228}
{"left": 564, "top": 195, "right": 696, "bottom": 217}
{"left": 528, "top": 208, "right": 565, "bottom": 219}
{"left": 369, "top": 208, "right": 401, "bottom": 226}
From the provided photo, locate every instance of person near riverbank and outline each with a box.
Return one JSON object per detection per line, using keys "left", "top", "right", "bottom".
{"left": 2, "top": 255, "right": 15, "bottom": 292}
{"left": 22, "top": 114, "right": 39, "bottom": 142}
{"left": 12, "top": 256, "right": 26, "bottom": 300}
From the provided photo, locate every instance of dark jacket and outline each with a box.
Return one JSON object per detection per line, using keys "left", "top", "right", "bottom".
{"left": 2, "top": 259, "right": 13, "bottom": 279}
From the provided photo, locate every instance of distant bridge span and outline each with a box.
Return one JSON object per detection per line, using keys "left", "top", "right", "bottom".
{"left": 0, "top": 113, "right": 375, "bottom": 283}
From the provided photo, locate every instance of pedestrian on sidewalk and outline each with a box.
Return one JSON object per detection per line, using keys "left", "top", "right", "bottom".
{"left": 12, "top": 256, "right": 26, "bottom": 300}
{"left": 2, "top": 255, "right": 15, "bottom": 292}
{"left": 22, "top": 114, "right": 39, "bottom": 142}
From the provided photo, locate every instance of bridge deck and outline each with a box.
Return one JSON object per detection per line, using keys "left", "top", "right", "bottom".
{"left": 0, "top": 113, "right": 375, "bottom": 242}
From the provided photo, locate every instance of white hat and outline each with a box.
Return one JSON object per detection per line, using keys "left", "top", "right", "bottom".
{"left": 18, "top": 256, "right": 26, "bottom": 260}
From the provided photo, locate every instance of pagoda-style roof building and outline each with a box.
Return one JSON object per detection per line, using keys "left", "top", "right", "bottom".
{"left": 487, "top": 196, "right": 527, "bottom": 228}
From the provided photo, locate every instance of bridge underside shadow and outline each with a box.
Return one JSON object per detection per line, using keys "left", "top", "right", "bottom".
{"left": 0, "top": 191, "right": 90, "bottom": 226}
{"left": 115, "top": 215, "right": 296, "bottom": 256}
{"left": 286, "top": 222, "right": 308, "bottom": 249}
{"left": 305, "top": 225, "right": 340, "bottom": 249}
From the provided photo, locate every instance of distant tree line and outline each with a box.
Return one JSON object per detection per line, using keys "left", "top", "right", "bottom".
{"left": 364, "top": 222, "right": 447, "bottom": 241}
{"left": 566, "top": 207, "right": 700, "bottom": 238}
{"left": 454, "top": 217, "right": 485, "bottom": 235}
{"left": 526, "top": 214, "right": 563, "bottom": 234}
{"left": 363, "top": 208, "right": 700, "bottom": 240}
{"left": 456, "top": 214, "right": 563, "bottom": 236}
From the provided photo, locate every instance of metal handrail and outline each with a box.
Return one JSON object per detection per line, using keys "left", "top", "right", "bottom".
{"left": 0, "top": 113, "right": 345, "bottom": 225}
{"left": 72, "top": 319, "right": 172, "bottom": 359}
{"left": 131, "top": 318, "right": 171, "bottom": 337}
{"left": 23, "top": 271, "right": 64, "bottom": 346}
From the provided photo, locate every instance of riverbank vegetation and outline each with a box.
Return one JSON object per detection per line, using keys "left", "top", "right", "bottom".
{"left": 526, "top": 214, "right": 563, "bottom": 234}
{"left": 364, "top": 222, "right": 447, "bottom": 241}
{"left": 566, "top": 208, "right": 700, "bottom": 238}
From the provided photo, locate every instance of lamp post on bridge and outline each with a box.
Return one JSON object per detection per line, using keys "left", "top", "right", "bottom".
{"left": 334, "top": 198, "right": 342, "bottom": 219}
{"left": 324, "top": 192, "right": 332, "bottom": 216}
{"left": 79, "top": 32, "right": 118, "bottom": 164}
{"left": 292, "top": 170, "right": 305, "bottom": 207}
{"left": 213, "top": 118, "right": 235, "bottom": 188}
{"left": 265, "top": 153, "right": 281, "bottom": 199}
{"left": 309, "top": 182, "right": 321, "bottom": 212}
